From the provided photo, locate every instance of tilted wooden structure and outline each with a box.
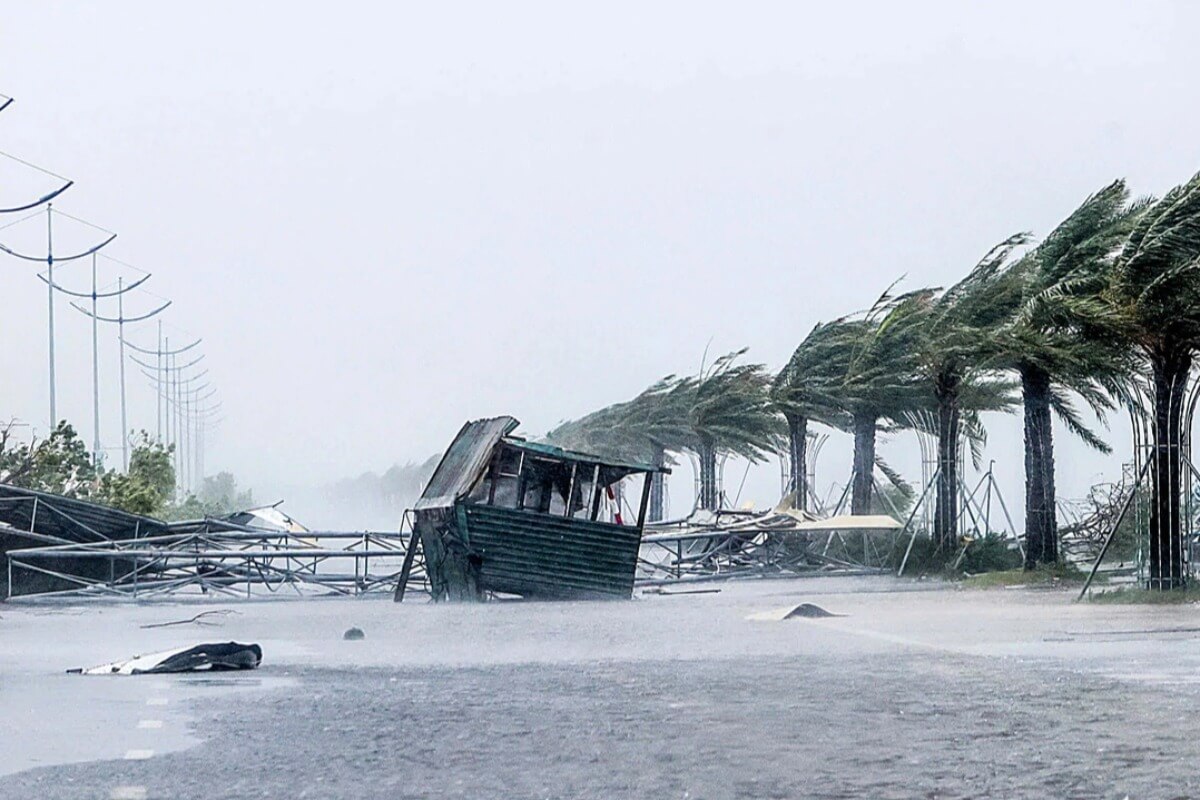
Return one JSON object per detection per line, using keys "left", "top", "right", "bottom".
{"left": 411, "top": 416, "right": 667, "bottom": 601}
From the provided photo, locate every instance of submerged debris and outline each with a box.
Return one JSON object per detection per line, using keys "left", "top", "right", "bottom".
{"left": 343, "top": 627, "right": 365, "bottom": 640}
{"left": 746, "top": 603, "right": 842, "bottom": 621}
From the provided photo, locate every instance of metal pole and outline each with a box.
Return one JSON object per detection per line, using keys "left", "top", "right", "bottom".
{"left": 166, "top": 335, "right": 174, "bottom": 453}
{"left": 1078, "top": 459, "right": 1153, "bottom": 600}
{"left": 183, "top": 389, "right": 191, "bottom": 491}
{"left": 199, "top": 413, "right": 204, "bottom": 487}
{"left": 46, "top": 204, "right": 56, "bottom": 429}
{"left": 156, "top": 321, "right": 163, "bottom": 441}
{"left": 173, "top": 352, "right": 181, "bottom": 489}
{"left": 117, "top": 277, "right": 129, "bottom": 470}
{"left": 90, "top": 253, "right": 101, "bottom": 465}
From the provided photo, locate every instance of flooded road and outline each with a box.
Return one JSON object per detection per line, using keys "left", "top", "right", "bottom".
{"left": 3, "top": 576, "right": 1200, "bottom": 798}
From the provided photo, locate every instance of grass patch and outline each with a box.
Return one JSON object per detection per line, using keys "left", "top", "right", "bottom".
{"left": 961, "top": 563, "right": 1088, "bottom": 589}
{"left": 1085, "top": 586, "right": 1200, "bottom": 604}
{"left": 894, "top": 532, "right": 1023, "bottom": 579}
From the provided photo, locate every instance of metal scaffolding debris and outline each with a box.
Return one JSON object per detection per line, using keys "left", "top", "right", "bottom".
{"left": 637, "top": 507, "right": 900, "bottom": 586}
{"left": 0, "top": 484, "right": 424, "bottom": 600}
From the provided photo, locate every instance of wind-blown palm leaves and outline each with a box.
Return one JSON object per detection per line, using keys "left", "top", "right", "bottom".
{"left": 771, "top": 321, "right": 849, "bottom": 510}
{"left": 1093, "top": 171, "right": 1200, "bottom": 588}
{"left": 892, "top": 235, "right": 1028, "bottom": 549}
{"left": 545, "top": 377, "right": 693, "bottom": 521}
{"left": 689, "top": 349, "right": 783, "bottom": 510}
{"left": 826, "top": 287, "right": 928, "bottom": 514}
{"left": 547, "top": 350, "right": 781, "bottom": 516}
{"left": 980, "top": 180, "right": 1143, "bottom": 568}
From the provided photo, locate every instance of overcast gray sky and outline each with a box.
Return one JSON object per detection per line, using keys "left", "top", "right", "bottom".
{"left": 1, "top": 1, "right": 1198, "bottom": 525}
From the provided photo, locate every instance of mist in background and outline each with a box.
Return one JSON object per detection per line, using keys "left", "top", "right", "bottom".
{"left": 1, "top": 2, "right": 1198, "bottom": 528}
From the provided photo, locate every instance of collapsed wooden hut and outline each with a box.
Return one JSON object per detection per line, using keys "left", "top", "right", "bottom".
{"left": 412, "top": 416, "right": 667, "bottom": 601}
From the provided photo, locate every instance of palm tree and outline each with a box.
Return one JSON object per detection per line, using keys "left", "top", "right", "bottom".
{"left": 609, "top": 376, "right": 696, "bottom": 520}
{"left": 546, "top": 376, "right": 703, "bottom": 522}
{"left": 772, "top": 322, "right": 847, "bottom": 511}
{"left": 896, "top": 234, "right": 1028, "bottom": 549}
{"left": 688, "top": 350, "right": 782, "bottom": 511}
{"left": 981, "top": 180, "right": 1141, "bottom": 568}
{"left": 1091, "top": 172, "right": 1200, "bottom": 588}
{"left": 826, "top": 288, "right": 927, "bottom": 514}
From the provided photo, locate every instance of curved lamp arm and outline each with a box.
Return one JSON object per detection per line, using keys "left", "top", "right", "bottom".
{"left": 0, "top": 181, "right": 73, "bottom": 214}
{"left": 122, "top": 336, "right": 202, "bottom": 357}
{"left": 71, "top": 299, "right": 170, "bottom": 324}
{"left": 0, "top": 232, "right": 116, "bottom": 262}
{"left": 40, "top": 271, "right": 149, "bottom": 298}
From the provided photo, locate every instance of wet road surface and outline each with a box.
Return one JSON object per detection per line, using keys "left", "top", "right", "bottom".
{"left": 3, "top": 577, "right": 1200, "bottom": 799}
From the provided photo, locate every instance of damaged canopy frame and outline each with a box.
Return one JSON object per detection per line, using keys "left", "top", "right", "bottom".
{"left": 409, "top": 416, "right": 668, "bottom": 602}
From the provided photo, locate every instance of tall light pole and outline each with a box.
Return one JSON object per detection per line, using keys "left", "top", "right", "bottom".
{"left": 0, "top": 207, "right": 116, "bottom": 430}
{"left": 124, "top": 335, "right": 201, "bottom": 444}
{"left": 73, "top": 285, "right": 169, "bottom": 469}
{"left": 139, "top": 364, "right": 207, "bottom": 491}
{"left": 192, "top": 401, "right": 222, "bottom": 488}
{"left": 40, "top": 258, "right": 150, "bottom": 465}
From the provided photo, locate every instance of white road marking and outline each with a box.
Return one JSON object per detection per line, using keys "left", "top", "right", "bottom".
{"left": 146, "top": 697, "right": 168, "bottom": 706}
{"left": 110, "top": 787, "right": 148, "bottom": 800}
{"left": 123, "top": 749, "right": 155, "bottom": 760}
{"left": 137, "top": 719, "right": 164, "bottom": 730}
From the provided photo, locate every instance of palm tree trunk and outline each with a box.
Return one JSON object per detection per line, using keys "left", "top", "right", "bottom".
{"left": 649, "top": 445, "right": 666, "bottom": 522}
{"left": 698, "top": 440, "right": 719, "bottom": 511}
{"left": 851, "top": 412, "right": 876, "bottom": 515}
{"left": 785, "top": 413, "right": 808, "bottom": 511}
{"left": 934, "top": 376, "right": 960, "bottom": 550}
{"left": 1149, "top": 349, "right": 1191, "bottom": 590}
{"left": 1021, "top": 365, "right": 1057, "bottom": 568}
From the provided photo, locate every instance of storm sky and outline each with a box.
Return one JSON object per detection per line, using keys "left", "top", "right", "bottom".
{"left": 1, "top": 2, "right": 1198, "bottom": 525}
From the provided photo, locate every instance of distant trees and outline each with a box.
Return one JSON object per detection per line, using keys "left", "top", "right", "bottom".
{"left": 0, "top": 421, "right": 258, "bottom": 520}
{"left": 167, "top": 470, "right": 256, "bottom": 520}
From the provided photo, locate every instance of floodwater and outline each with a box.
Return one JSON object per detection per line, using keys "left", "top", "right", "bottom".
{"left": 3, "top": 576, "right": 1200, "bottom": 798}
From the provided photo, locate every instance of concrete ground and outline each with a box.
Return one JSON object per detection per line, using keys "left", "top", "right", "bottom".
{"left": 3, "top": 576, "right": 1200, "bottom": 799}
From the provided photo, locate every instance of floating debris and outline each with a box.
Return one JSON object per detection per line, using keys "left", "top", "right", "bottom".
{"left": 343, "top": 627, "right": 365, "bottom": 640}
{"left": 67, "top": 642, "right": 262, "bottom": 675}
{"left": 140, "top": 610, "right": 240, "bottom": 629}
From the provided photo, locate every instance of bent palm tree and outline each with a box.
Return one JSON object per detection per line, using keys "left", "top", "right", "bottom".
{"left": 688, "top": 350, "right": 782, "bottom": 511}
{"left": 897, "top": 234, "right": 1028, "bottom": 549}
{"left": 982, "top": 180, "right": 1142, "bottom": 568}
{"left": 1093, "top": 172, "right": 1200, "bottom": 588}
{"left": 828, "top": 288, "right": 927, "bottom": 514}
{"left": 772, "top": 322, "right": 847, "bottom": 510}
{"left": 545, "top": 376, "right": 694, "bottom": 521}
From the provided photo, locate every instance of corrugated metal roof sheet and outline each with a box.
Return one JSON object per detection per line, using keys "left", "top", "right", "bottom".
{"left": 415, "top": 416, "right": 520, "bottom": 511}
{"left": 0, "top": 484, "right": 167, "bottom": 542}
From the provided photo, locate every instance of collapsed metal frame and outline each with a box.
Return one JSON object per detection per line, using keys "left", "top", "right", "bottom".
{"left": 636, "top": 509, "right": 892, "bottom": 586}
{"left": 6, "top": 511, "right": 428, "bottom": 601}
